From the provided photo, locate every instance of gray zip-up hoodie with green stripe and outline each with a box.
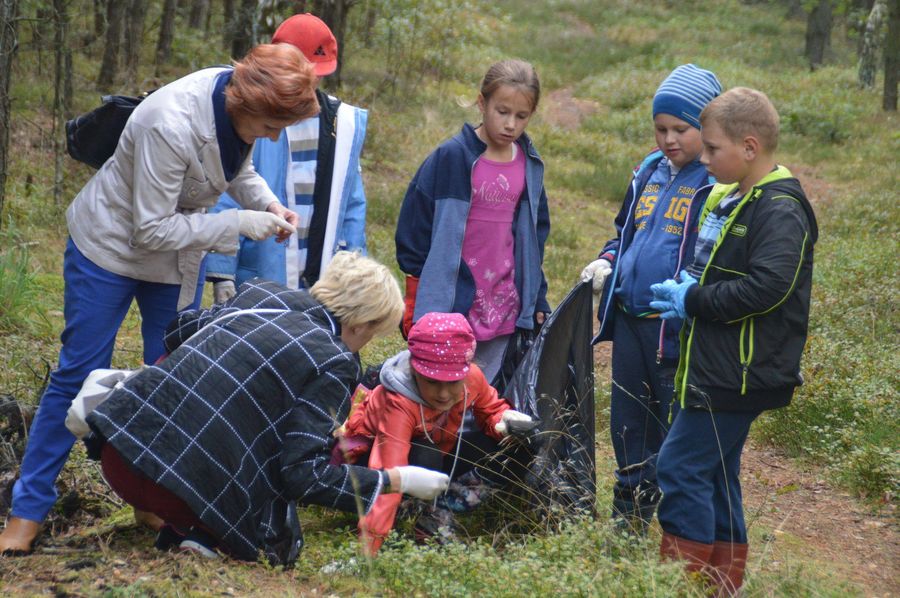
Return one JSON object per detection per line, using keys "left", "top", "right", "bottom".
{"left": 675, "top": 166, "right": 817, "bottom": 412}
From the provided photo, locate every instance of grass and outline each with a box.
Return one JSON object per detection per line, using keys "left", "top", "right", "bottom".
{"left": 0, "top": 0, "right": 897, "bottom": 595}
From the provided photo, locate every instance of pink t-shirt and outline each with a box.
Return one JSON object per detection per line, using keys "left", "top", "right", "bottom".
{"left": 461, "top": 146, "right": 526, "bottom": 340}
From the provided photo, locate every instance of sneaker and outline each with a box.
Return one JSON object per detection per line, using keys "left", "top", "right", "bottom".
{"left": 178, "top": 528, "right": 220, "bottom": 559}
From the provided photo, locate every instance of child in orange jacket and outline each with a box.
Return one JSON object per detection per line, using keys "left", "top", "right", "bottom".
{"left": 339, "top": 312, "right": 532, "bottom": 554}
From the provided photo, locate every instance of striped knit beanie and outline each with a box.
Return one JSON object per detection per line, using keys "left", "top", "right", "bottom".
{"left": 652, "top": 64, "right": 722, "bottom": 129}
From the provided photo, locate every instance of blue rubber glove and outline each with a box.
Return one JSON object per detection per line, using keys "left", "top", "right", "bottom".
{"left": 649, "top": 270, "right": 698, "bottom": 319}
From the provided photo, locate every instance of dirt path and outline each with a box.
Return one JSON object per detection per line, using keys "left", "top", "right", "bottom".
{"left": 741, "top": 443, "right": 898, "bottom": 596}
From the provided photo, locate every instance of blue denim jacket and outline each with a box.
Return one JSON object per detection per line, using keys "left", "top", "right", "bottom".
{"left": 395, "top": 123, "right": 551, "bottom": 329}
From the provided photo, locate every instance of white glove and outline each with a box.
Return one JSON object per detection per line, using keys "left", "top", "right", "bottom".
{"left": 65, "top": 368, "right": 136, "bottom": 439}
{"left": 238, "top": 211, "right": 297, "bottom": 241}
{"left": 580, "top": 258, "right": 612, "bottom": 294}
{"left": 213, "top": 280, "right": 236, "bottom": 304}
{"left": 494, "top": 409, "right": 533, "bottom": 436}
{"left": 396, "top": 465, "right": 450, "bottom": 499}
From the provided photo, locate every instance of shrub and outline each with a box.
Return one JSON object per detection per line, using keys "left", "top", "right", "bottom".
{"left": 0, "top": 228, "right": 47, "bottom": 335}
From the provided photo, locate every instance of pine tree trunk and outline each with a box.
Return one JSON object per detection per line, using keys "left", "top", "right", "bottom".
{"left": 93, "top": 0, "right": 106, "bottom": 40}
{"left": 188, "top": 0, "right": 208, "bottom": 29}
{"left": 858, "top": 0, "right": 887, "bottom": 88}
{"left": 155, "top": 0, "right": 176, "bottom": 70}
{"left": 229, "top": 0, "right": 256, "bottom": 59}
{"left": 97, "top": 0, "right": 126, "bottom": 90}
{"left": 222, "top": 0, "right": 235, "bottom": 51}
{"left": 805, "top": 0, "right": 834, "bottom": 70}
{"left": 124, "top": 0, "right": 148, "bottom": 86}
{"left": 0, "top": 0, "right": 20, "bottom": 228}
{"left": 362, "top": 0, "right": 376, "bottom": 48}
{"left": 205, "top": 0, "right": 215, "bottom": 36}
{"left": 53, "top": 0, "right": 70, "bottom": 207}
{"left": 34, "top": 7, "right": 51, "bottom": 75}
{"left": 884, "top": 0, "right": 899, "bottom": 110}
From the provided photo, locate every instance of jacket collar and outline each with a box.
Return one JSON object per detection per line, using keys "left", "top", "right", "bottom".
{"left": 379, "top": 351, "right": 427, "bottom": 405}
{"left": 212, "top": 70, "right": 251, "bottom": 181}
{"left": 186, "top": 68, "right": 235, "bottom": 191}
{"left": 459, "top": 122, "right": 542, "bottom": 162}
{"left": 703, "top": 165, "right": 795, "bottom": 215}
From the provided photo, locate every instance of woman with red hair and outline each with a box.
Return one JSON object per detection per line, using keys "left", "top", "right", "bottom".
{"left": 0, "top": 44, "right": 319, "bottom": 555}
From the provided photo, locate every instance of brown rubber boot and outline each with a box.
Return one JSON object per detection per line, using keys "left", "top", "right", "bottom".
{"left": 0, "top": 516, "right": 41, "bottom": 555}
{"left": 660, "top": 531, "right": 714, "bottom": 574}
{"left": 708, "top": 541, "right": 748, "bottom": 596}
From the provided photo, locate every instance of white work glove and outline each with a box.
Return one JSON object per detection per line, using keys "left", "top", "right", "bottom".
{"left": 580, "top": 258, "right": 612, "bottom": 295}
{"left": 494, "top": 409, "right": 533, "bottom": 436}
{"left": 213, "top": 280, "right": 236, "bottom": 304}
{"left": 238, "top": 211, "right": 297, "bottom": 241}
{"left": 396, "top": 465, "right": 450, "bottom": 499}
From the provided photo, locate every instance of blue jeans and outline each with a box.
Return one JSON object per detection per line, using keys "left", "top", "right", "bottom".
{"left": 609, "top": 312, "right": 676, "bottom": 495}
{"left": 11, "top": 239, "right": 204, "bottom": 522}
{"left": 656, "top": 407, "right": 760, "bottom": 544}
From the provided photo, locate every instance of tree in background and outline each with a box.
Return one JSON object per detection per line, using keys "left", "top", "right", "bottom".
{"left": 806, "top": 0, "right": 834, "bottom": 69}
{"left": 52, "top": 0, "right": 72, "bottom": 207}
{"left": 188, "top": 0, "right": 209, "bottom": 29}
{"left": 96, "top": 0, "right": 125, "bottom": 89}
{"left": 123, "top": 0, "right": 148, "bottom": 86}
{"left": 0, "top": 0, "right": 20, "bottom": 226}
{"left": 155, "top": 0, "right": 176, "bottom": 70}
{"left": 858, "top": 0, "right": 886, "bottom": 87}
{"left": 884, "top": 0, "right": 898, "bottom": 110}
{"left": 229, "top": 0, "right": 256, "bottom": 58}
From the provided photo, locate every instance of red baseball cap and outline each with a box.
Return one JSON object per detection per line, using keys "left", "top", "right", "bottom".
{"left": 408, "top": 313, "right": 477, "bottom": 382}
{"left": 272, "top": 13, "right": 338, "bottom": 77}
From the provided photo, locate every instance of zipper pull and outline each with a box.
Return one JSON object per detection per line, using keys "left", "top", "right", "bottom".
{"left": 656, "top": 349, "right": 662, "bottom": 365}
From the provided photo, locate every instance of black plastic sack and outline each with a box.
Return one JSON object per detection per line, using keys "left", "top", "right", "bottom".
{"left": 490, "top": 326, "right": 536, "bottom": 397}
{"left": 505, "top": 281, "right": 596, "bottom": 516}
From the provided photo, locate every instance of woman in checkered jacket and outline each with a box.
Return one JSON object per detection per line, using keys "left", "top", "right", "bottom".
{"left": 86, "top": 253, "right": 450, "bottom": 564}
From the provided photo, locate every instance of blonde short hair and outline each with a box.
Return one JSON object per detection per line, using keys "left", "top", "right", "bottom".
{"left": 700, "top": 87, "right": 780, "bottom": 153}
{"left": 310, "top": 252, "right": 403, "bottom": 337}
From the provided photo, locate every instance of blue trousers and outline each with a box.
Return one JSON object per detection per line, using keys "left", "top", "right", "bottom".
{"left": 609, "top": 312, "right": 676, "bottom": 495}
{"left": 657, "top": 407, "right": 760, "bottom": 544}
{"left": 11, "top": 239, "right": 203, "bottom": 522}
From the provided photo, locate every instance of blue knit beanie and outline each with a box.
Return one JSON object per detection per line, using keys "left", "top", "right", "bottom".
{"left": 652, "top": 64, "right": 722, "bottom": 129}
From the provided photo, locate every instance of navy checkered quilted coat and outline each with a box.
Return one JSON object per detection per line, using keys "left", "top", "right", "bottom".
{"left": 88, "top": 279, "right": 384, "bottom": 563}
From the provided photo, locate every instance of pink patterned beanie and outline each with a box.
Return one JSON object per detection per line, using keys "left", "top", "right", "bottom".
{"left": 407, "top": 312, "right": 477, "bottom": 382}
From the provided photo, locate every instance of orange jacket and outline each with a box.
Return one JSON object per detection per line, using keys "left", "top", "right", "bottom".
{"left": 344, "top": 362, "right": 509, "bottom": 553}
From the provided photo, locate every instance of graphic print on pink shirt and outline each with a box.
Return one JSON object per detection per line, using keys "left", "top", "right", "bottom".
{"left": 461, "top": 146, "right": 526, "bottom": 340}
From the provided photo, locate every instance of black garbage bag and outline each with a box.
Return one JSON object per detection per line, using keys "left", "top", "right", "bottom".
{"left": 505, "top": 281, "right": 596, "bottom": 517}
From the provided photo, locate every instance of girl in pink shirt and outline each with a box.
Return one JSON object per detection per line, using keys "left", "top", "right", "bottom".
{"left": 396, "top": 60, "right": 551, "bottom": 385}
